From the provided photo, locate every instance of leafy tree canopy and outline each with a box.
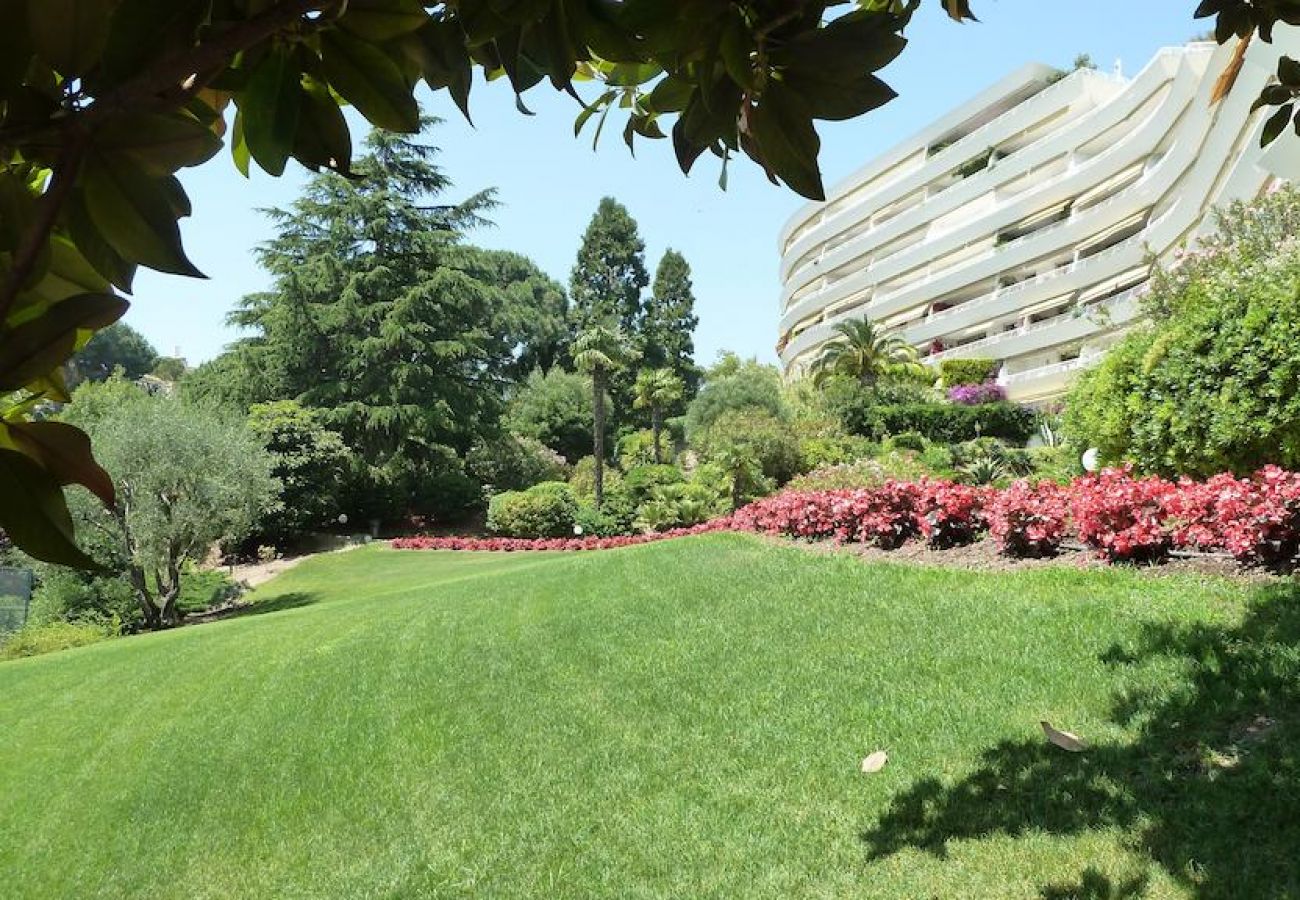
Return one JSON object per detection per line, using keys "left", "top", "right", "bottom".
{"left": 645, "top": 249, "right": 701, "bottom": 395}
{"left": 71, "top": 321, "right": 159, "bottom": 383}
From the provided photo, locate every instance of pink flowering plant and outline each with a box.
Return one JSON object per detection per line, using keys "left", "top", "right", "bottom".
{"left": 987, "top": 480, "right": 1071, "bottom": 557}
{"left": 947, "top": 382, "right": 1006, "bottom": 406}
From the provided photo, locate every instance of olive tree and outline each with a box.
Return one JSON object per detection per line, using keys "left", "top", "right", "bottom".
{"left": 65, "top": 380, "right": 279, "bottom": 629}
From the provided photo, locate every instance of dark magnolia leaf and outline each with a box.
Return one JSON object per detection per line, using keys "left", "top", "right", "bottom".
{"left": 672, "top": 113, "right": 709, "bottom": 174}
{"left": 94, "top": 111, "right": 224, "bottom": 175}
{"left": 719, "top": 15, "right": 754, "bottom": 90}
{"left": 1194, "top": 0, "right": 1228, "bottom": 19}
{"left": 1262, "top": 102, "right": 1294, "bottom": 145}
{"left": 0, "top": 448, "right": 100, "bottom": 569}
{"left": 415, "top": 18, "right": 474, "bottom": 121}
{"left": 0, "top": 292, "right": 128, "bottom": 390}
{"left": 783, "top": 70, "right": 898, "bottom": 122}
{"left": 746, "top": 83, "right": 824, "bottom": 200}
{"left": 99, "top": 0, "right": 210, "bottom": 85}
{"left": 339, "top": 0, "right": 430, "bottom": 43}
{"left": 8, "top": 421, "right": 115, "bottom": 506}
{"left": 942, "top": 0, "right": 978, "bottom": 22}
{"left": 82, "top": 151, "right": 204, "bottom": 277}
{"left": 320, "top": 29, "right": 421, "bottom": 133}
{"left": 64, "top": 190, "right": 137, "bottom": 293}
{"left": 772, "top": 9, "right": 909, "bottom": 79}
{"left": 538, "top": 0, "right": 578, "bottom": 90}
{"left": 241, "top": 48, "right": 303, "bottom": 177}
{"left": 1256, "top": 83, "right": 1295, "bottom": 111}
{"left": 1281, "top": 56, "right": 1300, "bottom": 88}
{"left": 293, "top": 78, "right": 353, "bottom": 173}
{"left": 26, "top": 0, "right": 114, "bottom": 76}
{"left": 157, "top": 174, "right": 192, "bottom": 220}
{"left": 645, "top": 75, "right": 694, "bottom": 113}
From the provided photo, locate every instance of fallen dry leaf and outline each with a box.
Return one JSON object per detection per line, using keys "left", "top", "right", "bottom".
{"left": 861, "top": 750, "right": 888, "bottom": 773}
{"left": 1041, "top": 720, "right": 1087, "bottom": 753}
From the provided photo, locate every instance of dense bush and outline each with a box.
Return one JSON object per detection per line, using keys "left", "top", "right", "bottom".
{"left": 939, "top": 358, "right": 1000, "bottom": 388}
{"left": 797, "top": 433, "right": 879, "bottom": 470}
{"left": 846, "top": 401, "right": 1034, "bottom": 444}
{"left": 486, "top": 482, "right": 579, "bottom": 538}
{"left": 1065, "top": 191, "right": 1300, "bottom": 477}
{"left": 467, "top": 433, "right": 569, "bottom": 492}
{"left": 247, "top": 400, "right": 352, "bottom": 542}
{"left": 634, "top": 482, "right": 727, "bottom": 532}
{"left": 393, "top": 519, "right": 734, "bottom": 552}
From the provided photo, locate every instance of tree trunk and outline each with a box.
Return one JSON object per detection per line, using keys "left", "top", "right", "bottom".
{"left": 126, "top": 563, "right": 161, "bottom": 630}
{"left": 731, "top": 470, "right": 744, "bottom": 512}
{"left": 593, "top": 369, "right": 606, "bottom": 507}
{"left": 651, "top": 405, "right": 663, "bottom": 464}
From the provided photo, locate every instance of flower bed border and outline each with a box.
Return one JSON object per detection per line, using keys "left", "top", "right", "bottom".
{"left": 392, "top": 466, "right": 1300, "bottom": 570}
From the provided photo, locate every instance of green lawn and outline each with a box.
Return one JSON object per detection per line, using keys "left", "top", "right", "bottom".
{"left": 2, "top": 535, "right": 1297, "bottom": 899}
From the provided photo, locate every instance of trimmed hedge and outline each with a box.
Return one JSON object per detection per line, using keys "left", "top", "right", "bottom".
{"left": 939, "top": 358, "right": 999, "bottom": 388}
{"left": 847, "top": 401, "right": 1034, "bottom": 444}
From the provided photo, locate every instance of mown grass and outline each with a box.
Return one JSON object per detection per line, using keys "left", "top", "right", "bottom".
{"left": 1, "top": 535, "right": 1296, "bottom": 899}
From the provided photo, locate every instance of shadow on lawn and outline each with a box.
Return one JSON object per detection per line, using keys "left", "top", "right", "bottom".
{"left": 861, "top": 581, "right": 1300, "bottom": 899}
{"left": 199, "top": 591, "right": 320, "bottom": 622}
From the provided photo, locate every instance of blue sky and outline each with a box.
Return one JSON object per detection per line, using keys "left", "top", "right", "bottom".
{"left": 127, "top": 0, "right": 1201, "bottom": 367}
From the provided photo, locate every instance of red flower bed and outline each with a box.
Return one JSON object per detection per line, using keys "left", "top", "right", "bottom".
{"left": 915, "top": 480, "right": 991, "bottom": 548}
{"left": 1161, "top": 466, "right": 1300, "bottom": 564}
{"left": 987, "top": 479, "right": 1070, "bottom": 557}
{"left": 390, "top": 518, "right": 733, "bottom": 553}
{"left": 394, "top": 466, "right": 1300, "bottom": 568}
{"left": 1069, "top": 467, "right": 1175, "bottom": 562}
{"left": 732, "top": 482, "right": 921, "bottom": 548}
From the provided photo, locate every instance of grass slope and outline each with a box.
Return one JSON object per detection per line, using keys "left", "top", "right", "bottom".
{"left": 1, "top": 535, "right": 1297, "bottom": 899}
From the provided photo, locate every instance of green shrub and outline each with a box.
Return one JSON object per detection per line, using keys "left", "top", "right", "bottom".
{"left": 1025, "top": 445, "right": 1081, "bottom": 484}
{"left": 887, "top": 431, "right": 927, "bottom": 453}
{"left": 1064, "top": 188, "right": 1300, "bottom": 476}
{"left": 505, "top": 368, "right": 603, "bottom": 463}
{"left": 568, "top": 457, "right": 624, "bottom": 503}
{"left": 695, "top": 409, "right": 805, "bottom": 485}
{"left": 939, "top": 358, "right": 999, "bottom": 388}
{"left": 467, "top": 434, "right": 569, "bottom": 492}
{"left": 177, "top": 569, "right": 241, "bottom": 616}
{"left": 617, "top": 429, "right": 672, "bottom": 468}
{"left": 1, "top": 620, "right": 118, "bottom": 660}
{"left": 622, "top": 464, "right": 685, "bottom": 502}
{"left": 634, "top": 482, "right": 726, "bottom": 532}
{"left": 485, "top": 482, "right": 579, "bottom": 538}
{"left": 848, "top": 402, "right": 1034, "bottom": 445}
{"left": 412, "top": 471, "right": 484, "bottom": 523}
{"left": 27, "top": 566, "right": 137, "bottom": 630}
{"left": 798, "top": 434, "right": 879, "bottom": 469}
{"left": 685, "top": 356, "right": 786, "bottom": 438}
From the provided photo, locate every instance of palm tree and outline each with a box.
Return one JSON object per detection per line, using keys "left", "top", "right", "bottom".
{"left": 809, "top": 318, "right": 925, "bottom": 387}
{"left": 572, "top": 324, "right": 636, "bottom": 506}
{"left": 632, "top": 368, "right": 684, "bottom": 464}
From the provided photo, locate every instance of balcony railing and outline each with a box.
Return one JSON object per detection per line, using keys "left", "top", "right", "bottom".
{"left": 1002, "top": 354, "right": 1104, "bottom": 386}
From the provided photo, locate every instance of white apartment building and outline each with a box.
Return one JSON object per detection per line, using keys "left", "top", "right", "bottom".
{"left": 777, "top": 33, "right": 1300, "bottom": 403}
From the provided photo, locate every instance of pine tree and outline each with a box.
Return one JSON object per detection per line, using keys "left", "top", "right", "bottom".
{"left": 568, "top": 198, "right": 649, "bottom": 335}
{"left": 645, "top": 249, "right": 701, "bottom": 395}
